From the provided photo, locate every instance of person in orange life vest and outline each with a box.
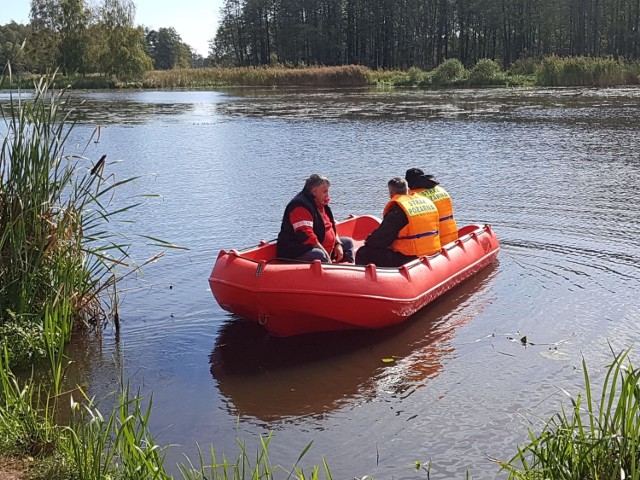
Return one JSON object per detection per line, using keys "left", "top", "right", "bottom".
{"left": 355, "top": 177, "right": 441, "bottom": 267}
{"left": 405, "top": 168, "right": 458, "bottom": 245}
{"left": 277, "top": 174, "right": 354, "bottom": 263}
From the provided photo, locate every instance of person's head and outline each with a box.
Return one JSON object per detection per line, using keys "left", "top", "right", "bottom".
{"left": 405, "top": 167, "right": 439, "bottom": 190}
{"left": 303, "top": 173, "right": 331, "bottom": 206}
{"left": 388, "top": 177, "right": 409, "bottom": 198}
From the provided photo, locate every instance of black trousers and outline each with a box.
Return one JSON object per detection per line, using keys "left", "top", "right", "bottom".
{"left": 355, "top": 245, "right": 417, "bottom": 267}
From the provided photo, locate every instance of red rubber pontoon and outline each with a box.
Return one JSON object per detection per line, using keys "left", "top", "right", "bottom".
{"left": 208, "top": 215, "right": 499, "bottom": 336}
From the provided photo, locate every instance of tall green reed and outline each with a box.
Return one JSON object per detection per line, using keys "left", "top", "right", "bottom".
{"left": 501, "top": 346, "right": 640, "bottom": 479}
{"left": 177, "top": 436, "right": 337, "bottom": 480}
{"left": 0, "top": 345, "right": 57, "bottom": 457}
{"left": 535, "top": 55, "right": 631, "bottom": 87}
{"left": 64, "top": 381, "right": 169, "bottom": 480}
{"left": 0, "top": 65, "right": 142, "bottom": 371}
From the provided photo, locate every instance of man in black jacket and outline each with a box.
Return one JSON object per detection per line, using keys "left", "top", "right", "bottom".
{"left": 277, "top": 174, "right": 354, "bottom": 263}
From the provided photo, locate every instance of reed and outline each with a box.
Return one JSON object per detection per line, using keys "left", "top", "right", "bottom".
{"left": 535, "top": 55, "right": 632, "bottom": 87}
{"left": 501, "top": 347, "right": 640, "bottom": 479}
{"left": 0, "top": 347, "right": 57, "bottom": 457}
{"left": 63, "top": 382, "right": 170, "bottom": 480}
{"left": 142, "top": 65, "right": 371, "bottom": 88}
{"left": 0, "top": 68, "right": 145, "bottom": 369}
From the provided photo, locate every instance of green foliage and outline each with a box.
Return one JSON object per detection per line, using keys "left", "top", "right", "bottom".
{"left": 211, "top": 0, "right": 640, "bottom": 70}
{"left": 468, "top": 59, "right": 507, "bottom": 86}
{"left": 94, "top": 0, "right": 154, "bottom": 81}
{"left": 0, "top": 70, "right": 149, "bottom": 369}
{"left": 430, "top": 59, "right": 467, "bottom": 86}
{"left": 57, "top": 0, "right": 91, "bottom": 75}
{"left": 15, "top": 0, "right": 152, "bottom": 81}
{"left": 390, "top": 67, "right": 428, "bottom": 86}
{"left": 501, "top": 347, "right": 640, "bottom": 479}
{"left": 64, "top": 384, "right": 170, "bottom": 480}
{"left": 0, "top": 314, "right": 46, "bottom": 366}
{"left": 149, "top": 27, "right": 193, "bottom": 70}
{"left": 143, "top": 65, "right": 370, "bottom": 88}
{"left": 0, "top": 347, "right": 58, "bottom": 457}
{"left": 536, "top": 55, "right": 630, "bottom": 87}
{"left": 508, "top": 58, "right": 541, "bottom": 76}
{"left": 0, "top": 23, "right": 30, "bottom": 74}
{"left": 96, "top": 24, "right": 153, "bottom": 82}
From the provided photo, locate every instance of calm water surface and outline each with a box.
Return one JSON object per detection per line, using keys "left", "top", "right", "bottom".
{"left": 22, "top": 86, "right": 640, "bottom": 478}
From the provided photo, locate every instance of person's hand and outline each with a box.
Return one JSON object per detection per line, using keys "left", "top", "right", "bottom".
{"left": 333, "top": 243, "right": 344, "bottom": 262}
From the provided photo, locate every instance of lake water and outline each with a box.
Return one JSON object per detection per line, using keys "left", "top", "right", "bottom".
{"left": 18, "top": 86, "right": 640, "bottom": 479}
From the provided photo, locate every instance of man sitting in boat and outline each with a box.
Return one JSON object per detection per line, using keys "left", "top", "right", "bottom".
{"left": 405, "top": 168, "right": 458, "bottom": 245}
{"left": 355, "top": 177, "right": 441, "bottom": 267}
{"left": 277, "top": 173, "right": 354, "bottom": 263}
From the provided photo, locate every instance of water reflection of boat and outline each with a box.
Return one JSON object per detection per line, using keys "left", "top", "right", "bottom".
{"left": 209, "top": 215, "right": 500, "bottom": 336}
{"left": 209, "top": 262, "right": 497, "bottom": 422}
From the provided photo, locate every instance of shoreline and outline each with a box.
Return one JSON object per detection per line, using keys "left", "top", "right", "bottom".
{"left": 2, "top": 57, "right": 639, "bottom": 90}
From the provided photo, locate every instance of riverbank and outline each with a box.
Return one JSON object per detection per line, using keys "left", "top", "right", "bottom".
{"left": 4, "top": 56, "right": 639, "bottom": 90}
{"left": 0, "top": 456, "right": 28, "bottom": 480}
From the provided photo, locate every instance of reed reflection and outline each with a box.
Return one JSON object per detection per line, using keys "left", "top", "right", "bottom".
{"left": 209, "top": 263, "right": 497, "bottom": 423}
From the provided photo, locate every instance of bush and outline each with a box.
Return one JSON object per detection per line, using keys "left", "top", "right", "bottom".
{"left": 468, "top": 59, "right": 506, "bottom": 86}
{"left": 508, "top": 57, "right": 541, "bottom": 76}
{"left": 430, "top": 58, "right": 467, "bottom": 86}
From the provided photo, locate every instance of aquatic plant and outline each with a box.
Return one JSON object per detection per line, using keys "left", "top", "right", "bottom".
{"left": 535, "top": 55, "right": 631, "bottom": 87}
{"left": 0, "top": 64, "right": 154, "bottom": 369}
{"left": 501, "top": 346, "right": 640, "bottom": 479}
{"left": 143, "top": 65, "right": 371, "bottom": 88}
{"left": 468, "top": 59, "right": 508, "bottom": 86}
{"left": 429, "top": 59, "right": 467, "bottom": 86}
{"left": 0, "top": 346, "right": 57, "bottom": 457}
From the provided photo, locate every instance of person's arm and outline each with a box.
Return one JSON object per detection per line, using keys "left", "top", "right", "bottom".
{"left": 365, "top": 206, "right": 408, "bottom": 249}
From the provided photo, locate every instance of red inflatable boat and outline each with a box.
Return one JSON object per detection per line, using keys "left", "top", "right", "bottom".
{"left": 208, "top": 215, "right": 500, "bottom": 336}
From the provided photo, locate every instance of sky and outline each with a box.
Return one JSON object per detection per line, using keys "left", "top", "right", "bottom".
{"left": 0, "top": 0, "right": 223, "bottom": 56}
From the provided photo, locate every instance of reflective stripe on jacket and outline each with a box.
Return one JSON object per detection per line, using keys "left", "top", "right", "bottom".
{"left": 383, "top": 193, "right": 441, "bottom": 256}
{"left": 412, "top": 186, "right": 458, "bottom": 245}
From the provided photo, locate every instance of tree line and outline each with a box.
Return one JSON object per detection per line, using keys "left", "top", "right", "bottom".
{"left": 212, "top": 0, "right": 640, "bottom": 69}
{"left": 3, "top": 0, "right": 640, "bottom": 81}
{"left": 0, "top": 0, "right": 206, "bottom": 81}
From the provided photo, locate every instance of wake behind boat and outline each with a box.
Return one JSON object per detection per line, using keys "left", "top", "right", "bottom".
{"left": 208, "top": 214, "right": 499, "bottom": 336}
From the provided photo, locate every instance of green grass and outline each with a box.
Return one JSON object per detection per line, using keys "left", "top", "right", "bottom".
{"left": 501, "top": 346, "right": 640, "bottom": 479}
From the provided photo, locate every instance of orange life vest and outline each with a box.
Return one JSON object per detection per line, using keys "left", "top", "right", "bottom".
{"left": 383, "top": 193, "right": 441, "bottom": 256}
{"left": 411, "top": 186, "right": 458, "bottom": 245}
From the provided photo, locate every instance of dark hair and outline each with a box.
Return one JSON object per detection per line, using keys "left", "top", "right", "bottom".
{"left": 303, "top": 173, "right": 330, "bottom": 192}
{"left": 405, "top": 167, "right": 439, "bottom": 190}
{"left": 388, "top": 177, "right": 409, "bottom": 196}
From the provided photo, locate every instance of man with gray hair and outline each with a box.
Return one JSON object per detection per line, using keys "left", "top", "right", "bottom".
{"left": 355, "top": 177, "right": 441, "bottom": 267}
{"left": 277, "top": 174, "right": 354, "bottom": 263}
